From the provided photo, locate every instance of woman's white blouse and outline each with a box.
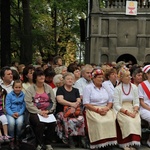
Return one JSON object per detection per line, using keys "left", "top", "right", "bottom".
{"left": 122, "top": 83, "right": 133, "bottom": 101}
{"left": 138, "top": 80, "right": 150, "bottom": 107}
{"left": 102, "top": 80, "right": 115, "bottom": 100}
{"left": 83, "top": 82, "right": 112, "bottom": 106}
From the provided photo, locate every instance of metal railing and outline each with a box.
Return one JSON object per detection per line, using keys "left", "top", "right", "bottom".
{"left": 101, "top": 0, "right": 150, "bottom": 8}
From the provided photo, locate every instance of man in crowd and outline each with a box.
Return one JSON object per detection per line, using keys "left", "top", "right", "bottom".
{"left": 0, "top": 66, "right": 13, "bottom": 93}
{"left": 74, "top": 64, "right": 93, "bottom": 99}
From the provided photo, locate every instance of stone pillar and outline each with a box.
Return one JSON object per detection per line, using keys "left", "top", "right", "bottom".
{"left": 108, "top": 19, "right": 117, "bottom": 62}
{"left": 91, "top": 0, "right": 100, "bottom": 13}
{"left": 137, "top": 19, "right": 146, "bottom": 63}
{"left": 90, "top": 38, "right": 100, "bottom": 64}
{"left": 91, "top": 16, "right": 99, "bottom": 34}
{"left": 90, "top": 12, "right": 100, "bottom": 64}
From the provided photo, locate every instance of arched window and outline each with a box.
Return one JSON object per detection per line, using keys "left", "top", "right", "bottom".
{"left": 116, "top": 54, "right": 137, "bottom": 64}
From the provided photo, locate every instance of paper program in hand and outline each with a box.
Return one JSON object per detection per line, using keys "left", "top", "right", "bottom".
{"left": 38, "top": 114, "right": 56, "bottom": 123}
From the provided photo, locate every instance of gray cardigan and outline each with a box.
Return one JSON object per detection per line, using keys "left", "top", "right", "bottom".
{"left": 113, "top": 83, "right": 139, "bottom": 113}
{"left": 24, "top": 83, "right": 56, "bottom": 114}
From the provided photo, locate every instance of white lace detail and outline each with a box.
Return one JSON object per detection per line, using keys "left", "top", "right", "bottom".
{"left": 90, "top": 140, "right": 117, "bottom": 149}
{"left": 119, "top": 141, "right": 141, "bottom": 148}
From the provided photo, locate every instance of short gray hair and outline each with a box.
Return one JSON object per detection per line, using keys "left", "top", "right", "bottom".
{"left": 63, "top": 72, "right": 75, "bottom": 79}
{"left": 54, "top": 65, "right": 67, "bottom": 74}
{"left": 53, "top": 74, "right": 63, "bottom": 86}
{"left": 81, "top": 64, "right": 93, "bottom": 75}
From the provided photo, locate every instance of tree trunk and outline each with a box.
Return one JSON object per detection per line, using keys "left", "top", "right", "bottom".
{"left": 1, "top": 0, "right": 11, "bottom": 67}
{"left": 21, "top": 0, "right": 32, "bottom": 65}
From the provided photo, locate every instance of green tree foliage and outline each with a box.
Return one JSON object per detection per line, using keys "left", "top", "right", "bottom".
{"left": 10, "top": 0, "right": 23, "bottom": 60}
{"left": 31, "top": 0, "right": 54, "bottom": 60}
{"left": 99, "top": 0, "right": 105, "bottom": 8}
{"left": 10, "top": 0, "right": 87, "bottom": 64}
{"left": 50, "top": 0, "right": 87, "bottom": 56}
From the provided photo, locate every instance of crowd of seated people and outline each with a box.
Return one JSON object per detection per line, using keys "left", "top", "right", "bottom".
{"left": 1, "top": 57, "right": 150, "bottom": 150}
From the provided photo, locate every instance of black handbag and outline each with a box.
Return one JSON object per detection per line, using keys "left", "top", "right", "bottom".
{"left": 19, "top": 124, "right": 37, "bottom": 150}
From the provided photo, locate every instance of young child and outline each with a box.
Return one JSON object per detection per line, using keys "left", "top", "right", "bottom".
{"left": 5, "top": 80, "right": 25, "bottom": 149}
{"left": 0, "top": 85, "right": 10, "bottom": 143}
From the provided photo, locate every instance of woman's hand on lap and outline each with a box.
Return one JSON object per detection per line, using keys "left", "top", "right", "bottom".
{"left": 98, "top": 108, "right": 107, "bottom": 116}
{"left": 70, "top": 102, "right": 78, "bottom": 108}
{"left": 126, "top": 111, "right": 136, "bottom": 118}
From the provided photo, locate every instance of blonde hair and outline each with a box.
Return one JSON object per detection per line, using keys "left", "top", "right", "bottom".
{"left": 118, "top": 67, "right": 129, "bottom": 81}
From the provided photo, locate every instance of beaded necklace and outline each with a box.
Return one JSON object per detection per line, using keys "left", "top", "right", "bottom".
{"left": 122, "top": 83, "right": 131, "bottom": 95}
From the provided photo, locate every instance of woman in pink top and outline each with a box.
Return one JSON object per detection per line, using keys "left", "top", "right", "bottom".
{"left": 24, "top": 69, "right": 56, "bottom": 150}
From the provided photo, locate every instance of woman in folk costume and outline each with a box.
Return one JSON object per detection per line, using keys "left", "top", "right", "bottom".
{"left": 114, "top": 67, "right": 141, "bottom": 150}
{"left": 83, "top": 68, "right": 117, "bottom": 150}
{"left": 138, "top": 64, "right": 150, "bottom": 147}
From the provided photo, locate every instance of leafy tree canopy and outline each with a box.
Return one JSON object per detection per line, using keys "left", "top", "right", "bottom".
{"left": 10, "top": 0, "right": 87, "bottom": 65}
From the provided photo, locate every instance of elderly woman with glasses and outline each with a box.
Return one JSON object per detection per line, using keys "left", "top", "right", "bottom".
{"left": 82, "top": 68, "right": 117, "bottom": 150}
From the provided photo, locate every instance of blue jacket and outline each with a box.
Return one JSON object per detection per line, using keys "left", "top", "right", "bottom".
{"left": 5, "top": 91, "right": 25, "bottom": 116}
